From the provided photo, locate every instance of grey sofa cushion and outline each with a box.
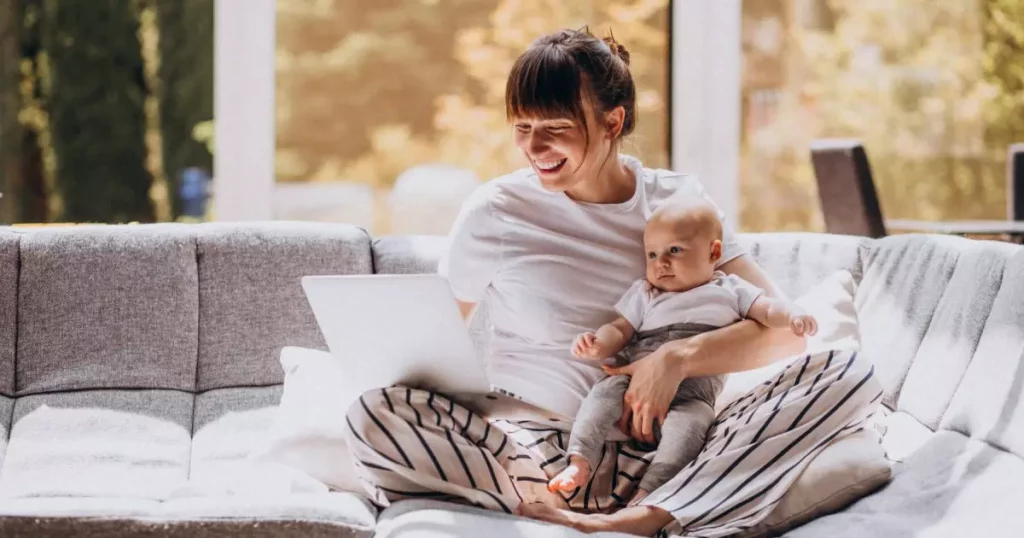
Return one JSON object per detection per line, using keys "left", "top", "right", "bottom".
{"left": 0, "top": 231, "right": 16, "bottom": 396}
{"left": 0, "top": 395, "right": 12, "bottom": 466}
{"left": 0, "top": 493, "right": 376, "bottom": 538}
{"left": 17, "top": 225, "right": 199, "bottom": 394}
{"left": 159, "top": 493, "right": 376, "bottom": 533}
{"left": 856, "top": 235, "right": 1023, "bottom": 428}
{"left": 786, "top": 430, "right": 1024, "bottom": 538}
{"left": 190, "top": 386, "right": 280, "bottom": 483}
{"left": 372, "top": 235, "right": 446, "bottom": 274}
{"left": 938, "top": 247, "right": 1024, "bottom": 456}
{"left": 196, "top": 223, "right": 372, "bottom": 391}
{"left": 371, "top": 232, "right": 870, "bottom": 297}
{"left": 377, "top": 499, "right": 634, "bottom": 538}
{"left": 740, "top": 232, "right": 868, "bottom": 299}
{"left": 0, "top": 390, "right": 192, "bottom": 500}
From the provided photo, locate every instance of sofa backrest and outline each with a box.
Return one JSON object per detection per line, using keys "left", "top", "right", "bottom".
{"left": 0, "top": 222, "right": 375, "bottom": 500}
{"left": 0, "top": 222, "right": 373, "bottom": 398}
{"left": 855, "top": 234, "right": 1024, "bottom": 457}
{"left": 373, "top": 232, "right": 1024, "bottom": 458}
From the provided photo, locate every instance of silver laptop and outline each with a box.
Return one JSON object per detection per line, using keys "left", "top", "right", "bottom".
{"left": 300, "top": 273, "right": 570, "bottom": 423}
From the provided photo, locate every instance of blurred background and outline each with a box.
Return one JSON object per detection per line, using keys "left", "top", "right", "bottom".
{"left": 0, "top": 0, "right": 1021, "bottom": 235}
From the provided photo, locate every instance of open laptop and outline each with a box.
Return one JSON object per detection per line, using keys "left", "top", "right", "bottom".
{"left": 300, "top": 273, "right": 572, "bottom": 424}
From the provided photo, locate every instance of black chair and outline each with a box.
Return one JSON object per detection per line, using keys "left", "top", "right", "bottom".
{"left": 1009, "top": 143, "right": 1024, "bottom": 222}
{"left": 809, "top": 139, "right": 887, "bottom": 238}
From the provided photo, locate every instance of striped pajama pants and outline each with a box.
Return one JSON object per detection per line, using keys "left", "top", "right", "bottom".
{"left": 345, "top": 349, "right": 882, "bottom": 537}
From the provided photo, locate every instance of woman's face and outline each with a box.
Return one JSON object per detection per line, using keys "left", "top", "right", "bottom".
{"left": 512, "top": 105, "right": 616, "bottom": 193}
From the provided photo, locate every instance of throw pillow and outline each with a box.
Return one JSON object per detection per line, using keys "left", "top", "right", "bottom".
{"left": 247, "top": 346, "right": 368, "bottom": 494}
{"left": 713, "top": 269, "right": 891, "bottom": 535}
{"left": 715, "top": 269, "right": 861, "bottom": 414}
{"left": 735, "top": 426, "right": 892, "bottom": 537}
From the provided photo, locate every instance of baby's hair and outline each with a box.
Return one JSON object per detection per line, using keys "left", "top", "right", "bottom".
{"left": 649, "top": 196, "right": 723, "bottom": 241}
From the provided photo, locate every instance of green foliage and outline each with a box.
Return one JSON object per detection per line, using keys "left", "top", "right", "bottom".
{"left": 741, "top": 0, "right": 1024, "bottom": 231}
{"left": 275, "top": 0, "right": 672, "bottom": 186}
{"left": 275, "top": 0, "right": 495, "bottom": 182}
{"left": 0, "top": 0, "right": 22, "bottom": 223}
{"left": 154, "top": 0, "right": 213, "bottom": 219}
{"left": 982, "top": 0, "right": 1024, "bottom": 148}
{"left": 41, "top": 0, "right": 154, "bottom": 223}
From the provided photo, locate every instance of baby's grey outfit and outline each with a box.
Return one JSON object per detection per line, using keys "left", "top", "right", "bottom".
{"left": 567, "top": 322, "right": 723, "bottom": 494}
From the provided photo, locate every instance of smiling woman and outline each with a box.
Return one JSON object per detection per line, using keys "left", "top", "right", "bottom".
{"left": 344, "top": 25, "right": 881, "bottom": 538}
{"left": 507, "top": 30, "right": 637, "bottom": 203}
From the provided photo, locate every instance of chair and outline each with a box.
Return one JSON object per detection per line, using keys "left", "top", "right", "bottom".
{"left": 809, "top": 139, "right": 887, "bottom": 238}
{"left": 1009, "top": 143, "right": 1024, "bottom": 222}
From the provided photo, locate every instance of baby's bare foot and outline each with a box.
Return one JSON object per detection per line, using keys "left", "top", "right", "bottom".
{"left": 547, "top": 457, "right": 592, "bottom": 493}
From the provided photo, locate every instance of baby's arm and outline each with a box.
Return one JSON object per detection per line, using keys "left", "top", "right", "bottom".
{"left": 573, "top": 316, "right": 636, "bottom": 360}
{"left": 746, "top": 296, "right": 818, "bottom": 336}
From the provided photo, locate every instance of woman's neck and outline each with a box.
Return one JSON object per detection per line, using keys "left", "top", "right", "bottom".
{"left": 565, "top": 153, "right": 635, "bottom": 204}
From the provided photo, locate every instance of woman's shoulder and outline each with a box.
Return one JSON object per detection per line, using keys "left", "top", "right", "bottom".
{"left": 643, "top": 169, "right": 707, "bottom": 200}
{"left": 470, "top": 167, "right": 553, "bottom": 209}
{"left": 620, "top": 155, "right": 703, "bottom": 197}
{"left": 456, "top": 167, "right": 543, "bottom": 223}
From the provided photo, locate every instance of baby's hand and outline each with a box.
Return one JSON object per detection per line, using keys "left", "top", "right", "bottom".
{"left": 572, "top": 332, "right": 604, "bottom": 359}
{"left": 790, "top": 312, "right": 818, "bottom": 337}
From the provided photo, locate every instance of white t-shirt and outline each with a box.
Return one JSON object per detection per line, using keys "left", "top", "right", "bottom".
{"left": 438, "top": 155, "right": 747, "bottom": 419}
{"left": 615, "top": 272, "right": 764, "bottom": 333}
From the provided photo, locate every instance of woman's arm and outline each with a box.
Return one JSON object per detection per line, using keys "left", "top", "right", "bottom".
{"left": 665, "top": 255, "right": 806, "bottom": 379}
{"left": 605, "top": 255, "right": 806, "bottom": 443}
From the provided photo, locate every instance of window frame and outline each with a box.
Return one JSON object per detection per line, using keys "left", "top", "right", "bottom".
{"left": 212, "top": 0, "right": 742, "bottom": 227}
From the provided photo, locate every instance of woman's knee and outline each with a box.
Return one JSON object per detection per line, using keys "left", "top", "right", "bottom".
{"left": 829, "top": 351, "right": 883, "bottom": 407}
{"left": 345, "top": 386, "right": 402, "bottom": 440}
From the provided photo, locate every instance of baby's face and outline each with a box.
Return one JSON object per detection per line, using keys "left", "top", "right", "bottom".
{"left": 643, "top": 218, "right": 720, "bottom": 293}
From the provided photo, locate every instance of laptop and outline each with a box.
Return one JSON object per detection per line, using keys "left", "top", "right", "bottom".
{"left": 300, "top": 273, "right": 572, "bottom": 423}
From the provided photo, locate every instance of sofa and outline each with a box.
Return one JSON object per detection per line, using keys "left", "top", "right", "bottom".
{"left": 0, "top": 221, "right": 1019, "bottom": 537}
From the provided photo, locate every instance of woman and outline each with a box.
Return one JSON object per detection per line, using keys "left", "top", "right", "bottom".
{"left": 346, "top": 28, "right": 882, "bottom": 537}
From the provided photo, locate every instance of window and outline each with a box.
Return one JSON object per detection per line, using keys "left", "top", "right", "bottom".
{"left": 0, "top": 0, "right": 215, "bottom": 226}
{"left": 274, "top": 0, "right": 672, "bottom": 235}
{"left": 739, "top": 0, "right": 1024, "bottom": 231}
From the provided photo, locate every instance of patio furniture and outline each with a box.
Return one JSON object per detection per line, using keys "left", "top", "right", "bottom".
{"left": 811, "top": 140, "right": 1024, "bottom": 243}
{"left": 885, "top": 143, "right": 1024, "bottom": 243}
{"left": 809, "top": 139, "right": 887, "bottom": 238}
{"left": 1010, "top": 143, "right": 1023, "bottom": 222}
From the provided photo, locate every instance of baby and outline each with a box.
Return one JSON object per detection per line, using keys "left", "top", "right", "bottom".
{"left": 548, "top": 195, "right": 818, "bottom": 504}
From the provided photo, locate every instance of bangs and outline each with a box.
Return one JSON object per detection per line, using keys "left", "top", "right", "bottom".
{"left": 505, "top": 44, "right": 588, "bottom": 126}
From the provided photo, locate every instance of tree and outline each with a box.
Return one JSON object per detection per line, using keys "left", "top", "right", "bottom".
{"left": 0, "top": 0, "right": 21, "bottom": 223}
{"left": 41, "top": 0, "right": 154, "bottom": 223}
{"left": 741, "top": 0, "right": 1016, "bottom": 231}
{"left": 15, "top": 0, "right": 49, "bottom": 223}
{"left": 982, "top": 0, "right": 1024, "bottom": 152}
{"left": 275, "top": 0, "right": 495, "bottom": 183}
{"left": 318, "top": 0, "right": 672, "bottom": 188}
{"left": 153, "top": 0, "right": 213, "bottom": 219}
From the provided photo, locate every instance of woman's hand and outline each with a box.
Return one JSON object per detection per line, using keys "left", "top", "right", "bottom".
{"left": 602, "top": 344, "right": 692, "bottom": 444}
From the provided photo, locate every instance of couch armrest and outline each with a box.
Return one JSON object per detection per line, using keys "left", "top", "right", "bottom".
{"left": 372, "top": 235, "right": 449, "bottom": 275}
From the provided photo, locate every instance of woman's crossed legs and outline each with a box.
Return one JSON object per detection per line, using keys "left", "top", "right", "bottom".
{"left": 345, "top": 349, "right": 882, "bottom": 537}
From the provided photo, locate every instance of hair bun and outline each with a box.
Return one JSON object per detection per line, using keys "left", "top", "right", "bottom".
{"left": 602, "top": 34, "right": 630, "bottom": 66}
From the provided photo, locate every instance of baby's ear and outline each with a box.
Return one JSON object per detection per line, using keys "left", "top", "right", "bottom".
{"left": 710, "top": 240, "right": 723, "bottom": 262}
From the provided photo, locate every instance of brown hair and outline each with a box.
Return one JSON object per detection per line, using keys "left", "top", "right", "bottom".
{"left": 505, "top": 28, "right": 637, "bottom": 144}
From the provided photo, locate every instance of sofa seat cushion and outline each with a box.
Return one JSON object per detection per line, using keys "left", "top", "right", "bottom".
{"left": 0, "top": 390, "right": 193, "bottom": 500}
{"left": 0, "top": 493, "right": 376, "bottom": 538}
{"left": 377, "top": 499, "right": 637, "bottom": 538}
{"left": 786, "top": 430, "right": 1024, "bottom": 537}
